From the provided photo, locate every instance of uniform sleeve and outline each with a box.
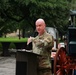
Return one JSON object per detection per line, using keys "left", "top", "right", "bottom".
{"left": 31, "top": 37, "right": 35, "bottom": 41}
{"left": 32, "top": 38, "right": 44, "bottom": 47}
{"left": 44, "top": 35, "right": 54, "bottom": 49}
{"left": 32, "top": 35, "right": 54, "bottom": 49}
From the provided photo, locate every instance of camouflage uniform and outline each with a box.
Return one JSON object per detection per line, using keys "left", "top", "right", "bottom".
{"left": 31, "top": 31, "right": 54, "bottom": 75}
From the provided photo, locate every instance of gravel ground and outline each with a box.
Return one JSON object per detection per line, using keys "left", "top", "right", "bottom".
{"left": 0, "top": 56, "right": 16, "bottom": 75}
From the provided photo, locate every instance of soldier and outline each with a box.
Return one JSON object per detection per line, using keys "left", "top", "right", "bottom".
{"left": 27, "top": 18, "right": 54, "bottom": 75}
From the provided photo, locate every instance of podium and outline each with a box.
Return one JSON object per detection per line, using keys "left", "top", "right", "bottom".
{"left": 16, "top": 50, "right": 38, "bottom": 75}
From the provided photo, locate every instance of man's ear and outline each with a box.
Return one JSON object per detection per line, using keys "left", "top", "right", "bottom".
{"left": 45, "top": 24, "right": 46, "bottom": 27}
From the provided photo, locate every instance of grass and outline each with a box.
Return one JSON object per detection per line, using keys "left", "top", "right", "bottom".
{"left": 0, "top": 37, "right": 28, "bottom": 42}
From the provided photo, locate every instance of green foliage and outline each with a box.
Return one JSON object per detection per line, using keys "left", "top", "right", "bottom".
{"left": 9, "top": 43, "right": 16, "bottom": 49}
{"left": 70, "top": 0, "right": 76, "bottom": 10}
{"left": 0, "top": 0, "right": 71, "bottom": 37}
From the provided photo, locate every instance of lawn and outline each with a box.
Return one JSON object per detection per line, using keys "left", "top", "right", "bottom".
{"left": 0, "top": 37, "right": 28, "bottom": 54}
{"left": 0, "top": 37, "right": 28, "bottom": 42}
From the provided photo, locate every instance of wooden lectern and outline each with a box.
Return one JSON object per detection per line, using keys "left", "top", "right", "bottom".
{"left": 16, "top": 50, "right": 38, "bottom": 75}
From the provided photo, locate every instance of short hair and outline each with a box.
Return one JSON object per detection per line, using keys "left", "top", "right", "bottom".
{"left": 35, "top": 18, "right": 45, "bottom": 25}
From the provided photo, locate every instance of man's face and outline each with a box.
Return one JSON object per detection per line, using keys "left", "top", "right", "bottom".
{"left": 36, "top": 22, "right": 45, "bottom": 35}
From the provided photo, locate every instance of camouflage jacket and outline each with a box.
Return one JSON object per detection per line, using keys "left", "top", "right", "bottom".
{"left": 31, "top": 31, "right": 54, "bottom": 69}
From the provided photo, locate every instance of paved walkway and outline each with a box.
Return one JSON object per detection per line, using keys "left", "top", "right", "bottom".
{"left": 0, "top": 54, "right": 54, "bottom": 75}
{"left": 0, "top": 55, "right": 16, "bottom": 75}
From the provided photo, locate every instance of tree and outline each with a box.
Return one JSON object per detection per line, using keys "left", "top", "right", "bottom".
{"left": 0, "top": 0, "right": 70, "bottom": 38}
{"left": 69, "top": 0, "right": 76, "bottom": 10}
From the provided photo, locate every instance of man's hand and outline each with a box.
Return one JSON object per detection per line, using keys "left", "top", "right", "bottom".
{"left": 27, "top": 36, "right": 32, "bottom": 45}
